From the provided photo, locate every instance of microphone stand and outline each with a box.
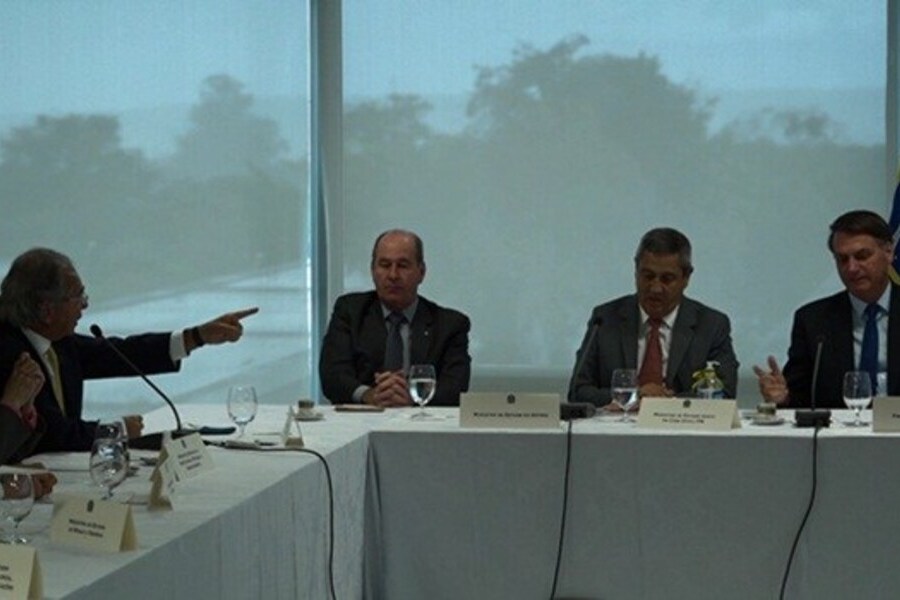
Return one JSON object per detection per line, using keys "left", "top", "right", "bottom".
{"left": 795, "top": 336, "right": 831, "bottom": 428}
{"left": 560, "top": 316, "right": 601, "bottom": 420}
{"left": 90, "top": 324, "right": 199, "bottom": 450}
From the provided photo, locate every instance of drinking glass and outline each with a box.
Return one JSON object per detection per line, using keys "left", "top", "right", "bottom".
{"left": 843, "top": 371, "right": 873, "bottom": 427}
{"left": 89, "top": 439, "right": 129, "bottom": 499}
{"left": 227, "top": 385, "right": 258, "bottom": 437}
{"left": 0, "top": 473, "right": 34, "bottom": 544}
{"left": 408, "top": 364, "right": 437, "bottom": 419}
{"left": 610, "top": 368, "right": 639, "bottom": 422}
{"left": 96, "top": 421, "right": 126, "bottom": 443}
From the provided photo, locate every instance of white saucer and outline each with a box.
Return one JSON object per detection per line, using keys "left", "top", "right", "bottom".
{"left": 751, "top": 415, "right": 785, "bottom": 426}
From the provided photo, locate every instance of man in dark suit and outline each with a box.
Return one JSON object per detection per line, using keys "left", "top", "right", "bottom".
{"left": 754, "top": 210, "right": 899, "bottom": 408}
{"left": 569, "top": 228, "right": 738, "bottom": 407}
{"left": 319, "top": 229, "right": 471, "bottom": 407}
{"left": 0, "top": 247, "right": 259, "bottom": 453}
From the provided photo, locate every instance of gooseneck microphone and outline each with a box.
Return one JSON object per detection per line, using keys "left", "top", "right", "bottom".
{"left": 795, "top": 334, "right": 830, "bottom": 428}
{"left": 561, "top": 315, "right": 602, "bottom": 420}
{"left": 91, "top": 323, "right": 195, "bottom": 449}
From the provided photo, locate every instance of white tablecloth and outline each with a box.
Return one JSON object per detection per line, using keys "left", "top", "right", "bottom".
{"left": 19, "top": 405, "right": 900, "bottom": 599}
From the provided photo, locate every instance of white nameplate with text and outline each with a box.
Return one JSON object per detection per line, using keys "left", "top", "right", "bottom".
{"left": 0, "top": 544, "right": 42, "bottom": 599}
{"left": 460, "top": 393, "right": 560, "bottom": 429}
{"left": 50, "top": 497, "right": 137, "bottom": 553}
{"left": 148, "top": 456, "right": 179, "bottom": 510}
{"left": 163, "top": 433, "right": 214, "bottom": 481}
{"left": 637, "top": 397, "right": 740, "bottom": 431}
{"left": 872, "top": 397, "right": 900, "bottom": 432}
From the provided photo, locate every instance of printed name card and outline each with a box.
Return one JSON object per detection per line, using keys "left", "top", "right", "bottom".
{"left": 0, "top": 545, "right": 42, "bottom": 599}
{"left": 637, "top": 397, "right": 740, "bottom": 431}
{"left": 50, "top": 497, "right": 137, "bottom": 553}
{"left": 162, "top": 433, "right": 214, "bottom": 481}
{"left": 460, "top": 393, "right": 560, "bottom": 429}
{"left": 872, "top": 397, "right": 900, "bottom": 432}
{"left": 148, "top": 456, "right": 180, "bottom": 510}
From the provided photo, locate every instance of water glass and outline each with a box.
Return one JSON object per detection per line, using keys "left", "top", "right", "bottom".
{"left": 227, "top": 385, "right": 259, "bottom": 437}
{"left": 0, "top": 473, "right": 34, "bottom": 544}
{"left": 843, "top": 371, "right": 873, "bottom": 427}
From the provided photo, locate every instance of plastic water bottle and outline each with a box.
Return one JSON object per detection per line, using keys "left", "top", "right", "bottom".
{"left": 693, "top": 361, "right": 725, "bottom": 399}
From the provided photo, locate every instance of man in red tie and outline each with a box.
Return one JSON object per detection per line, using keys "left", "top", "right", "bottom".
{"left": 568, "top": 227, "right": 739, "bottom": 408}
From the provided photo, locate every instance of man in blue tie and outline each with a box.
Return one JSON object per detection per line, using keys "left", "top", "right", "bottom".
{"left": 319, "top": 229, "right": 471, "bottom": 407}
{"left": 754, "top": 210, "right": 899, "bottom": 408}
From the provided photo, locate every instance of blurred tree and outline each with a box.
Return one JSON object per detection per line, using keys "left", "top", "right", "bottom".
{"left": 171, "top": 74, "right": 288, "bottom": 181}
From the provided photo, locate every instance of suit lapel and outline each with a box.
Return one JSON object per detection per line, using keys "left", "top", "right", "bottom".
{"left": 409, "top": 300, "right": 434, "bottom": 365}
{"left": 887, "top": 284, "right": 900, "bottom": 394}
{"left": 361, "top": 299, "right": 389, "bottom": 371}
{"left": 830, "top": 293, "right": 855, "bottom": 375}
{"left": 619, "top": 299, "right": 639, "bottom": 370}
{"left": 668, "top": 300, "right": 697, "bottom": 386}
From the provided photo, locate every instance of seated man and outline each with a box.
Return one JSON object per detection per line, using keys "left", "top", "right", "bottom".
{"left": 0, "top": 247, "right": 259, "bottom": 454}
{"left": 754, "top": 210, "right": 899, "bottom": 408}
{"left": 569, "top": 227, "right": 739, "bottom": 407}
{"left": 319, "top": 229, "right": 471, "bottom": 407}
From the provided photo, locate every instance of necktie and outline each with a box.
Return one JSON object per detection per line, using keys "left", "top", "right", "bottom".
{"left": 44, "top": 346, "right": 67, "bottom": 416}
{"left": 860, "top": 303, "right": 880, "bottom": 392}
{"left": 638, "top": 318, "right": 664, "bottom": 386}
{"left": 384, "top": 312, "right": 406, "bottom": 372}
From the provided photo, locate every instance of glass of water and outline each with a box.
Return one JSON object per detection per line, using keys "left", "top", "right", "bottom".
{"left": 0, "top": 473, "right": 34, "bottom": 544}
{"left": 408, "top": 364, "right": 437, "bottom": 419}
{"left": 611, "top": 368, "right": 639, "bottom": 422}
{"left": 843, "top": 371, "right": 873, "bottom": 427}
{"left": 89, "top": 439, "right": 129, "bottom": 500}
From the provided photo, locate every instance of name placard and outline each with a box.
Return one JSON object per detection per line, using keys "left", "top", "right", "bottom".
{"left": 0, "top": 545, "right": 41, "bottom": 599}
{"left": 50, "top": 497, "right": 137, "bottom": 552}
{"left": 148, "top": 456, "right": 179, "bottom": 511}
{"left": 460, "top": 393, "right": 560, "bottom": 429}
{"left": 162, "top": 433, "right": 214, "bottom": 481}
{"left": 872, "top": 396, "right": 900, "bottom": 432}
{"left": 637, "top": 397, "right": 740, "bottom": 431}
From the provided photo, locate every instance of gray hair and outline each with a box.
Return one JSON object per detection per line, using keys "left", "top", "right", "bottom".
{"left": 0, "top": 248, "right": 76, "bottom": 327}
{"left": 633, "top": 227, "right": 693, "bottom": 275}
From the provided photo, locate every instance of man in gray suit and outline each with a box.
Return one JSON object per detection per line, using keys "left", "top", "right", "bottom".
{"left": 319, "top": 229, "right": 471, "bottom": 407}
{"left": 568, "top": 227, "right": 739, "bottom": 407}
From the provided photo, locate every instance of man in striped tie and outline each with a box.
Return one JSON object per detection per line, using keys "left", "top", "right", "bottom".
{"left": 568, "top": 227, "right": 739, "bottom": 408}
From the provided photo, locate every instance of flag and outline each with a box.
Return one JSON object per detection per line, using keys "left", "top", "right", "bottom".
{"left": 890, "top": 176, "right": 900, "bottom": 284}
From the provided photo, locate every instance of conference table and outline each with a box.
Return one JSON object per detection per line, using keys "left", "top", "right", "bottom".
{"left": 14, "top": 404, "right": 900, "bottom": 599}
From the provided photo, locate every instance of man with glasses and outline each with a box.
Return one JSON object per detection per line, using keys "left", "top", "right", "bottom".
{"left": 0, "top": 247, "right": 258, "bottom": 453}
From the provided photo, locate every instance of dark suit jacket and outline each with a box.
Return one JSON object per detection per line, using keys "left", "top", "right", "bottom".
{"left": 319, "top": 292, "right": 471, "bottom": 406}
{"left": 0, "top": 322, "right": 180, "bottom": 453}
{"left": 783, "top": 285, "right": 900, "bottom": 409}
{"left": 0, "top": 407, "right": 44, "bottom": 464}
{"left": 569, "top": 295, "right": 739, "bottom": 406}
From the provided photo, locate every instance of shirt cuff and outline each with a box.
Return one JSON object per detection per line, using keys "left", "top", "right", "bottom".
{"left": 352, "top": 385, "right": 370, "bottom": 403}
{"left": 170, "top": 331, "right": 188, "bottom": 361}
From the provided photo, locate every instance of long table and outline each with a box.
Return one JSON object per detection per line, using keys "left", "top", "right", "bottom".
{"left": 18, "top": 405, "right": 900, "bottom": 599}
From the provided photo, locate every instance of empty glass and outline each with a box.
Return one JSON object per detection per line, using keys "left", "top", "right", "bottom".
{"left": 89, "top": 439, "right": 129, "bottom": 499}
{"left": 227, "top": 385, "right": 258, "bottom": 437}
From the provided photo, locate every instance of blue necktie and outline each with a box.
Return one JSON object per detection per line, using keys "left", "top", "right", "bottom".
{"left": 860, "top": 303, "right": 880, "bottom": 392}
{"left": 384, "top": 312, "right": 406, "bottom": 372}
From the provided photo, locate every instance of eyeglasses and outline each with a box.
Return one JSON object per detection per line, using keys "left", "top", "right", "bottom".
{"left": 60, "top": 292, "right": 89, "bottom": 307}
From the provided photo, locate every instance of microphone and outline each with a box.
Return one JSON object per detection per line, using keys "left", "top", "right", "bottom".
{"left": 90, "top": 324, "right": 197, "bottom": 449}
{"left": 795, "top": 334, "right": 831, "bottom": 428}
{"left": 561, "top": 315, "right": 602, "bottom": 420}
